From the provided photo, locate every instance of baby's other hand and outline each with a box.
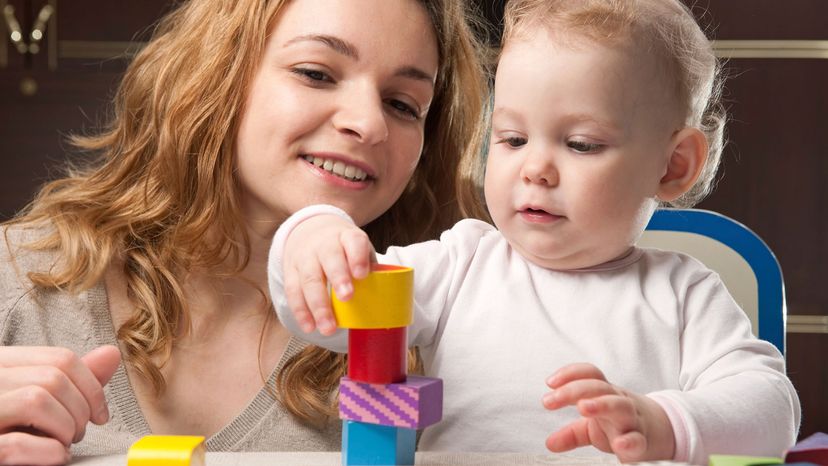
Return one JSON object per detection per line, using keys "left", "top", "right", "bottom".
{"left": 282, "top": 214, "right": 375, "bottom": 336}
{"left": 542, "top": 362, "right": 675, "bottom": 463}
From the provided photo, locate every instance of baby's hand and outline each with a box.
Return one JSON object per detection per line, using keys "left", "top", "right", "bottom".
{"left": 282, "top": 214, "right": 375, "bottom": 336}
{"left": 542, "top": 363, "right": 675, "bottom": 463}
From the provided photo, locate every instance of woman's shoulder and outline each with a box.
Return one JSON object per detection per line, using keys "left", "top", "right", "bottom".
{"left": 0, "top": 222, "right": 60, "bottom": 296}
{"left": 0, "top": 222, "right": 106, "bottom": 348}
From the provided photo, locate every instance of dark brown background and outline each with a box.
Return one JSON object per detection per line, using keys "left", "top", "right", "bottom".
{"left": 1, "top": 0, "right": 825, "bottom": 441}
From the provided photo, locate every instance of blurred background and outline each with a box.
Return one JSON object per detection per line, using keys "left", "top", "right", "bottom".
{"left": 0, "top": 0, "right": 825, "bottom": 439}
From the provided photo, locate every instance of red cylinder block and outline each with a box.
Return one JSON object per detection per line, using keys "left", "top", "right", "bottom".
{"left": 348, "top": 327, "right": 407, "bottom": 384}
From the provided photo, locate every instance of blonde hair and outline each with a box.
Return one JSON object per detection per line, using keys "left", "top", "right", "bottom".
{"left": 503, "top": 0, "right": 726, "bottom": 207}
{"left": 7, "top": 0, "right": 487, "bottom": 426}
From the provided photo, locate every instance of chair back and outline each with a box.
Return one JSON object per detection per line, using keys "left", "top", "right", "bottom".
{"left": 638, "top": 208, "right": 785, "bottom": 355}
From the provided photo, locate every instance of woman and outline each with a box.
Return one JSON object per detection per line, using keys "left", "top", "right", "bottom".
{"left": 0, "top": 0, "right": 488, "bottom": 463}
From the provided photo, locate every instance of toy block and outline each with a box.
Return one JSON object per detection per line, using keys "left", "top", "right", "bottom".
{"left": 785, "top": 432, "right": 828, "bottom": 465}
{"left": 127, "top": 435, "right": 206, "bottom": 466}
{"left": 708, "top": 455, "right": 782, "bottom": 466}
{"left": 342, "top": 420, "right": 415, "bottom": 465}
{"left": 340, "top": 375, "right": 443, "bottom": 429}
{"left": 348, "top": 327, "right": 407, "bottom": 384}
{"left": 332, "top": 264, "right": 413, "bottom": 329}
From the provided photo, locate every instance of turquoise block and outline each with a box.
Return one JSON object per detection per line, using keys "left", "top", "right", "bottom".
{"left": 342, "top": 420, "right": 415, "bottom": 465}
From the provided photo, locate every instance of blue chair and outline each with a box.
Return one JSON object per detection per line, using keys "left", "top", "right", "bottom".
{"left": 638, "top": 208, "right": 786, "bottom": 355}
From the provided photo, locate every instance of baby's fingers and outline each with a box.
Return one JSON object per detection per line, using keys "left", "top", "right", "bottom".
{"left": 611, "top": 431, "right": 648, "bottom": 462}
{"left": 542, "top": 379, "right": 615, "bottom": 410}
{"left": 546, "top": 417, "right": 591, "bottom": 453}
{"left": 577, "top": 394, "right": 636, "bottom": 427}
{"left": 547, "top": 362, "right": 607, "bottom": 389}
{"left": 284, "top": 265, "right": 317, "bottom": 333}
{"left": 340, "top": 228, "right": 374, "bottom": 280}
{"left": 296, "top": 258, "right": 339, "bottom": 336}
{"left": 321, "top": 236, "right": 362, "bottom": 303}
{"left": 546, "top": 418, "right": 611, "bottom": 453}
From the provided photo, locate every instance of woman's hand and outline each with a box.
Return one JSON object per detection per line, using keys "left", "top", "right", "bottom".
{"left": 0, "top": 345, "right": 121, "bottom": 465}
{"left": 282, "top": 214, "right": 376, "bottom": 336}
{"left": 542, "top": 362, "right": 675, "bottom": 463}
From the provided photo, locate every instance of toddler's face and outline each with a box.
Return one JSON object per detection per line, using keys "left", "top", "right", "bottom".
{"left": 485, "top": 29, "right": 683, "bottom": 270}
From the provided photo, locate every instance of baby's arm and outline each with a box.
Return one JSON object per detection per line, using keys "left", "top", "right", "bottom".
{"left": 269, "top": 205, "right": 375, "bottom": 336}
{"left": 543, "top": 363, "right": 675, "bottom": 463}
{"left": 542, "top": 268, "right": 800, "bottom": 464}
{"left": 270, "top": 208, "right": 489, "bottom": 354}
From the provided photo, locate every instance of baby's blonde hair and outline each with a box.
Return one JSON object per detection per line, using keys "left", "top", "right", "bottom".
{"left": 503, "top": 0, "right": 726, "bottom": 207}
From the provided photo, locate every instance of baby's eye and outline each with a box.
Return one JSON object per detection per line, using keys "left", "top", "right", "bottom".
{"left": 386, "top": 99, "right": 420, "bottom": 121}
{"left": 292, "top": 67, "right": 334, "bottom": 84}
{"left": 496, "top": 136, "right": 527, "bottom": 148}
{"left": 567, "top": 140, "right": 603, "bottom": 153}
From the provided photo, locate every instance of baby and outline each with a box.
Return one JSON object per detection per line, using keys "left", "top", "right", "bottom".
{"left": 268, "top": 0, "right": 800, "bottom": 463}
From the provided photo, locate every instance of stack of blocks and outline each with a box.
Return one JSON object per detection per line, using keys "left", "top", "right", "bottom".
{"left": 333, "top": 264, "right": 443, "bottom": 466}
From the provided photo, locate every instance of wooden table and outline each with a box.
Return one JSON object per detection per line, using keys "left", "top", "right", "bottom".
{"left": 72, "top": 451, "right": 692, "bottom": 465}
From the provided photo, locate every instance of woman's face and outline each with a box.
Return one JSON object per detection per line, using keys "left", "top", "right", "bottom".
{"left": 235, "top": 0, "right": 439, "bottom": 233}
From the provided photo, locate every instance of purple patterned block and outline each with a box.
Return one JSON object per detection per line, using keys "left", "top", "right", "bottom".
{"left": 339, "top": 375, "right": 443, "bottom": 429}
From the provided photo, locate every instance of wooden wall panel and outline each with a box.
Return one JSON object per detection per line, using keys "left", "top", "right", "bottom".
{"left": 0, "top": 0, "right": 170, "bottom": 218}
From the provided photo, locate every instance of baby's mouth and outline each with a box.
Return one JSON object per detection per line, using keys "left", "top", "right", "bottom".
{"left": 519, "top": 207, "right": 565, "bottom": 221}
{"left": 301, "top": 155, "right": 369, "bottom": 182}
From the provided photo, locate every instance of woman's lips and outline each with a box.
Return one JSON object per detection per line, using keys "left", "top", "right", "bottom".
{"left": 301, "top": 153, "right": 374, "bottom": 189}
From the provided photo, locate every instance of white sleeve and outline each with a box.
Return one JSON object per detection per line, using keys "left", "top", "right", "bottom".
{"left": 267, "top": 204, "right": 353, "bottom": 353}
{"left": 648, "top": 269, "right": 800, "bottom": 464}
{"left": 378, "top": 222, "right": 482, "bottom": 348}
{"left": 268, "top": 206, "right": 483, "bottom": 352}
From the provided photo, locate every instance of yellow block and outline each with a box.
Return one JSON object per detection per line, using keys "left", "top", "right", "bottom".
{"left": 332, "top": 264, "right": 414, "bottom": 329}
{"left": 127, "top": 435, "right": 206, "bottom": 466}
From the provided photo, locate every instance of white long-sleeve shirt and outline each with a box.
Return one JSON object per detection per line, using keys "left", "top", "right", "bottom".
{"left": 268, "top": 207, "right": 800, "bottom": 465}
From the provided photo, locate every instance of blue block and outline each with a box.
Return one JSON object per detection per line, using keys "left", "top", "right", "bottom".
{"left": 342, "top": 420, "right": 415, "bottom": 465}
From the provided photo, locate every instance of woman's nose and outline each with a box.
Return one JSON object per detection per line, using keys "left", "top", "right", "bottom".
{"left": 332, "top": 87, "right": 389, "bottom": 145}
{"left": 520, "top": 149, "right": 559, "bottom": 186}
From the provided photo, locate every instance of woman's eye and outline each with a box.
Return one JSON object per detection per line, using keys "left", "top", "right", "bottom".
{"left": 567, "top": 140, "right": 603, "bottom": 153}
{"left": 496, "top": 136, "right": 527, "bottom": 148}
{"left": 292, "top": 67, "right": 333, "bottom": 84}
{"left": 387, "top": 99, "right": 420, "bottom": 121}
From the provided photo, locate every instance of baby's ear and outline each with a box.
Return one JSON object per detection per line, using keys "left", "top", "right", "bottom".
{"left": 657, "top": 127, "right": 708, "bottom": 202}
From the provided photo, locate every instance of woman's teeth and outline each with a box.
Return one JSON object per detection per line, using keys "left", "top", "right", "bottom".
{"left": 302, "top": 155, "right": 368, "bottom": 181}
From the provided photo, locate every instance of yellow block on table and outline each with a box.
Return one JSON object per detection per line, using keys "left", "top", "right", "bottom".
{"left": 127, "top": 435, "right": 206, "bottom": 466}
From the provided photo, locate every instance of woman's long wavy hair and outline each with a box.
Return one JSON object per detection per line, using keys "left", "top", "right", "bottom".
{"left": 6, "top": 0, "right": 488, "bottom": 426}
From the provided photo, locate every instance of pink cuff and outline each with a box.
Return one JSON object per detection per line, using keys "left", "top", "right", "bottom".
{"left": 648, "top": 392, "right": 691, "bottom": 463}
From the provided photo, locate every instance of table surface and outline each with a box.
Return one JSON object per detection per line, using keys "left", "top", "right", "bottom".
{"left": 72, "top": 451, "right": 692, "bottom": 465}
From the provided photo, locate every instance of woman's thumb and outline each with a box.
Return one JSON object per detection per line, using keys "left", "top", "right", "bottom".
{"left": 81, "top": 345, "right": 122, "bottom": 385}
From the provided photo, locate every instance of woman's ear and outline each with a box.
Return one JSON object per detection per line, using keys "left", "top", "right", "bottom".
{"left": 657, "top": 127, "right": 708, "bottom": 202}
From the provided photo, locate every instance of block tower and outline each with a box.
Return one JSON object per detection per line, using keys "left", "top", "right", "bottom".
{"left": 333, "top": 264, "right": 443, "bottom": 466}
